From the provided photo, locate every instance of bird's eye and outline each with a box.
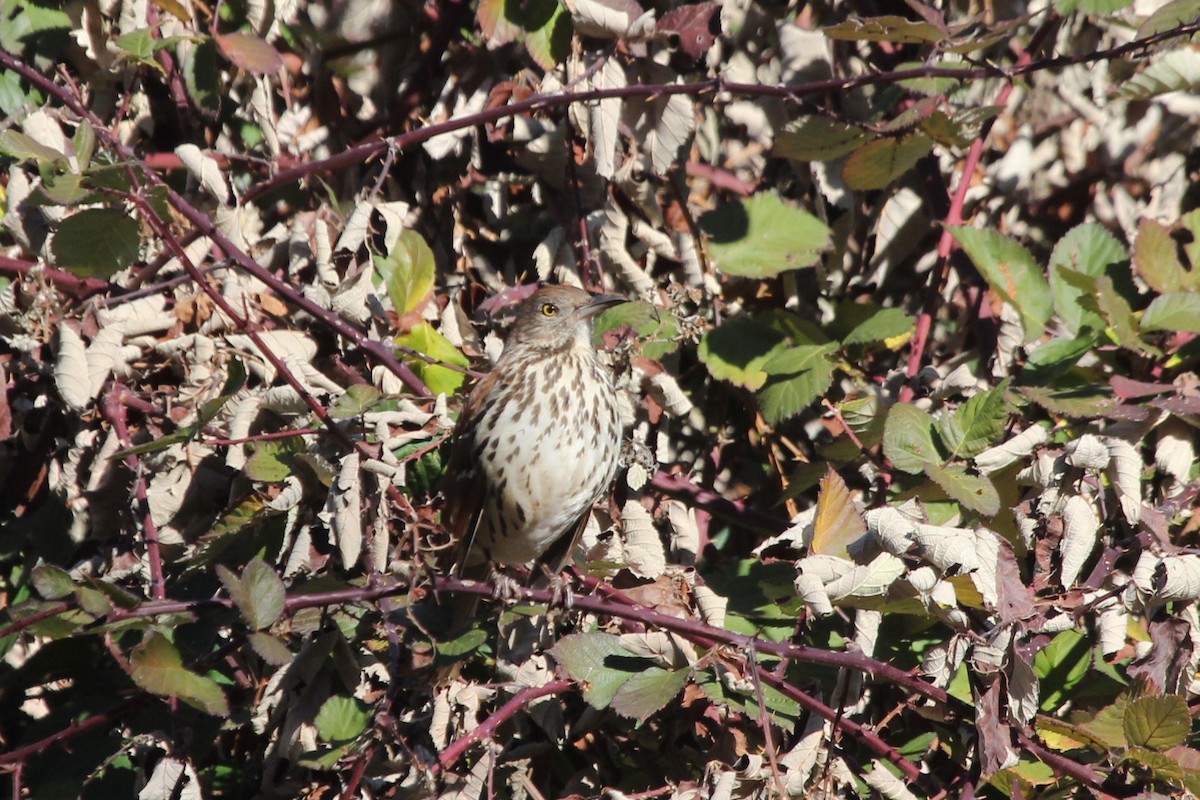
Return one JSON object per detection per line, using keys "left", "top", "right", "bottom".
{"left": 540, "top": 303, "right": 558, "bottom": 317}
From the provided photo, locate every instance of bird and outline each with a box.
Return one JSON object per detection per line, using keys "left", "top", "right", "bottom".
{"left": 439, "top": 284, "right": 626, "bottom": 630}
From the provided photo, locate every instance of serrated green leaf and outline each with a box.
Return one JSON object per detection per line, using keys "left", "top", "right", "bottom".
{"left": 842, "top": 134, "right": 933, "bottom": 190}
{"left": 937, "top": 379, "right": 1010, "bottom": 460}
{"left": 774, "top": 117, "right": 869, "bottom": 161}
{"left": 1081, "top": 693, "right": 1131, "bottom": 749}
{"left": 842, "top": 307, "right": 915, "bottom": 346}
{"left": 243, "top": 436, "right": 304, "bottom": 482}
{"left": 329, "top": 384, "right": 381, "bottom": 419}
{"left": 698, "top": 317, "right": 788, "bottom": 390}
{"left": 595, "top": 300, "right": 681, "bottom": 359}
{"left": 923, "top": 463, "right": 1000, "bottom": 516}
{"left": 375, "top": 228, "right": 435, "bottom": 315}
{"left": 314, "top": 696, "right": 370, "bottom": 743}
{"left": 1124, "top": 695, "right": 1190, "bottom": 750}
{"left": 1117, "top": 50, "right": 1200, "bottom": 100}
{"left": 50, "top": 208, "right": 141, "bottom": 277}
{"left": 223, "top": 557, "right": 285, "bottom": 630}
{"left": 757, "top": 344, "right": 837, "bottom": 425}
{"left": 1137, "top": 0, "right": 1200, "bottom": 39}
{"left": 395, "top": 322, "right": 469, "bottom": 396}
{"left": 31, "top": 564, "right": 74, "bottom": 599}
{"left": 950, "top": 226, "right": 1051, "bottom": 338}
{"left": 248, "top": 631, "right": 293, "bottom": 666}
{"left": 130, "top": 632, "right": 229, "bottom": 716}
{"left": 551, "top": 633, "right": 647, "bottom": 711}
{"left": 1048, "top": 223, "right": 1127, "bottom": 335}
{"left": 610, "top": 665, "right": 691, "bottom": 721}
{"left": 699, "top": 193, "right": 831, "bottom": 278}
{"left": 883, "top": 403, "right": 942, "bottom": 473}
{"left": 1141, "top": 292, "right": 1200, "bottom": 334}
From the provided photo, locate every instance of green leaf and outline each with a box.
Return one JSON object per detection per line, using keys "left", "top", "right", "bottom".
{"left": 1117, "top": 50, "right": 1200, "bottom": 100}
{"left": 842, "top": 134, "right": 933, "bottom": 190}
{"left": 551, "top": 633, "right": 647, "bottom": 711}
{"left": 314, "top": 696, "right": 370, "bottom": 743}
{"left": 523, "top": 0, "right": 572, "bottom": 69}
{"left": 1048, "top": 223, "right": 1127, "bottom": 335}
{"left": 1054, "top": 0, "right": 1132, "bottom": 13}
{"left": 435, "top": 626, "right": 487, "bottom": 658}
{"left": 698, "top": 317, "right": 788, "bottom": 390}
{"left": 0, "top": 129, "right": 66, "bottom": 165}
{"left": 183, "top": 36, "right": 221, "bottom": 114}
{"left": 937, "top": 379, "right": 1010, "bottom": 460}
{"left": 130, "top": 632, "right": 230, "bottom": 716}
{"left": 1033, "top": 630, "right": 1091, "bottom": 711}
{"left": 699, "top": 193, "right": 831, "bottom": 278}
{"left": 1137, "top": 0, "right": 1200, "bottom": 40}
{"left": 31, "top": 564, "right": 74, "bottom": 599}
{"left": 950, "top": 226, "right": 1051, "bottom": 338}
{"left": 595, "top": 300, "right": 681, "bottom": 359}
{"left": 1019, "top": 384, "right": 1116, "bottom": 418}
{"left": 394, "top": 322, "right": 469, "bottom": 396}
{"left": 757, "top": 344, "right": 837, "bottom": 425}
{"left": 1134, "top": 219, "right": 1194, "bottom": 293}
{"left": 50, "top": 208, "right": 141, "bottom": 277}
{"left": 248, "top": 632, "right": 293, "bottom": 666}
{"left": 375, "top": 228, "right": 436, "bottom": 315}
{"left": 1124, "top": 695, "right": 1190, "bottom": 750}
{"left": 1093, "top": 274, "right": 1158, "bottom": 356}
{"left": 243, "top": 436, "right": 304, "bottom": 482}
{"left": 842, "top": 307, "right": 915, "bottom": 346}
{"left": 1081, "top": 692, "right": 1131, "bottom": 749}
{"left": 1024, "top": 334, "right": 1095, "bottom": 375}
{"left": 1141, "top": 292, "right": 1200, "bottom": 334}
{"left": 923, "top": 463, "right": 1000, "bottom": 516}
{"left": 822, "top": 15, "right": 945, "bottom": 43}
{"left": 883, "top": 403, "right": 942, "bottom": 474}
{"left": 610, "top": 666, "right": 691, "bottom": 721}
{"left": 217, "top": 557, "right": 285, "bottom": 630}
{"left": 774, "top": 117, "right": 869, "bottom": 162}
{"left": 329, "top": 384, "right": 381, "bottom": 419}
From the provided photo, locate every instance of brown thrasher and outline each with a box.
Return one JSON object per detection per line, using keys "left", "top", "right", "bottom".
{"left": 441, "top": 285, "right": 625, "bottom": 620}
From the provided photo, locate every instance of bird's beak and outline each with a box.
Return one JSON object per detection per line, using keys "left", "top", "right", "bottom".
{"left": 582, "top": 294, "right": 627, "bottom": 318}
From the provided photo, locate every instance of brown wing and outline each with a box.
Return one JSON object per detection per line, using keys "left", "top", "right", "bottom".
{"left": 440, "top": 369, "right": 499, "bottom": 577}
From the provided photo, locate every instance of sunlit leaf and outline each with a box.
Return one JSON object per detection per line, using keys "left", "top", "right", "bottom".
{"left": 130, "top": 632, "right": 229, "bottom": 716}
{"left": 699, "top": 193, "right": 831, "bottom": 278}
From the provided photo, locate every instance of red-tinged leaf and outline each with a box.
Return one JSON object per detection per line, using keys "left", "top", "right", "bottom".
{"left": 216, "top": 32, "right": 283, "bottom": 75}
{"left": 1150, "top": 396, "right": 1200, "bottom": 416}
{"left": 657, "top": 3, "right": 720, "bottom": 64}
{"left": 1110, "top": 376, "right": 1174, "bottom": 399}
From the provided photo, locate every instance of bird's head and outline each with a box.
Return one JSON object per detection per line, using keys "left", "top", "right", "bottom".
{"left": 507, "top": 285, "right": 625, "bottom": 353}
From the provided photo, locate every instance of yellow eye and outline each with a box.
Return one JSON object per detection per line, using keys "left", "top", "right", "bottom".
{"left": 540, "top": 303, "right": 558, "bottom": 317}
